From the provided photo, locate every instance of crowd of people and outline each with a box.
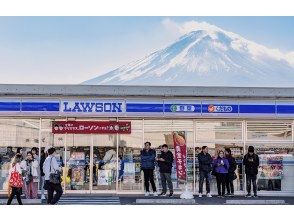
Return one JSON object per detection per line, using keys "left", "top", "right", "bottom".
{"left": 6, "top": 143, "right": 260, "bottom": 205}
{"left": 140, "top": 142, "right": 260, "bottom": 198}
{"left": 7, "top": 146, "right": 63, "bottom": 205}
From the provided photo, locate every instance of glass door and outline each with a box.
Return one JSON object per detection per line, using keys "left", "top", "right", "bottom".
{"left": 92, "top": 134, "right": 117, "bottom": 191}
{"left": 65, "top": 134, "right": 91, "bottom": 192}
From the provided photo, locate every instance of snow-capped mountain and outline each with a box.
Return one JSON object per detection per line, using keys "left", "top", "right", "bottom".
{"left": 82, "top": 23, "right": 294, "bottom": 87}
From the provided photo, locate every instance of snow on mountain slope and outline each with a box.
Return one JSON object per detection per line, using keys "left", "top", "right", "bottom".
{"left": 82, "top": 23, "right": 294, "bottom": 87}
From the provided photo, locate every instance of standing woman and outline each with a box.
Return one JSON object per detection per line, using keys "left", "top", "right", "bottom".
{"left": 225, "top": 148, "right": 237, "bottom": 196}
{"left": 213, "top": 150, "right": 229, "bottom": 198}
{"left": 7, "top": 154, "right": 23, "bottom": 205}
{"left": 22, "top": 151, "right": 39, "bottom": 199}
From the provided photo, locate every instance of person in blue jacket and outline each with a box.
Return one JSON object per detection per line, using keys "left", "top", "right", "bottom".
{"left": 213, "top": 150, "right": 229, "bottom": 198}
{"left": 140, "top": 142, "right": 158, "bottom": 196}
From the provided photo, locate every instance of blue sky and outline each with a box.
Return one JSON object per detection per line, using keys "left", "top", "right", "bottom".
{"left": 0, "top": 16, "right": 293, "bottom": 84}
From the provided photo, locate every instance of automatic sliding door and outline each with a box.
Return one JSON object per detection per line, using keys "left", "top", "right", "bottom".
{"left": 66, "top": 134, "right": 91, "bottom": 191}
{"left": 92, "top": 134, "right": 117, "bottom": 191}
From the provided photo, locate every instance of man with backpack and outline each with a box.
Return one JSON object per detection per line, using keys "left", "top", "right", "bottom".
{"left": 43, "top": 147, "right": 63, "bottom": 204}
{"left": 243, "top": 146, "right": 260, "bottom": 197}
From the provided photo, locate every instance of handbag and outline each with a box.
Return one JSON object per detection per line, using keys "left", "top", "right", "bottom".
{"left": 49, "top": 157, "right": 61, "bottom": 184}
{"left": 9, "top": 166, "right": 24, "bottom": 188}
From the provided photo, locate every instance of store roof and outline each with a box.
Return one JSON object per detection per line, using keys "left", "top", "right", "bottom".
{"left": 0, "top": 84, "right": 294, "bottom": 99}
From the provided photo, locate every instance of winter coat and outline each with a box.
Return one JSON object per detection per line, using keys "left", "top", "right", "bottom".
{"left": 198, "top": 152, "right": 213, "bottom": 172}
{"left": 157, "top": 150, "right": 174, "bottom": 173}
{"left": 226, "top": 155, "right": 237, "bottom": 180}
{"left": 213, "top": 157, "right": 229, "bottom": 174}
{"left": 243, "top": 153, "right": 260, "bottom": 175}
{"left": 140, "top": 149, "right": 156, "bottom": 169}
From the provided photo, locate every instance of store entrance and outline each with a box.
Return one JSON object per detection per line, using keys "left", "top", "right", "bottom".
{"left": 64, "top": 134, "right": 117, "bottom": 193}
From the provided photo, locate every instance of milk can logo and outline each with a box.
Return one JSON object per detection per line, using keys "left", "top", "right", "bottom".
{"left": 207, "top": 104, "right": 233, "bottom": 113}
{"left": 170, "top": 104, "right": 195, "bottom": 112}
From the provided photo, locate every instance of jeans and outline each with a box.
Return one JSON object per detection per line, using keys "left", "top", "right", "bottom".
{"left": 46, "top": 180, "right": 63, "bottom": 204}
{"left": 226, "top": 174, "right": 234, "bottom": 194}
{"left": 7, "top": 187, "right": 23, "bottom": 205}
{"left": 199, "top": 171, "right": 211, "bottom": 194}
{"left": 142, "top": 169, "right": 157, "bottom": 192}
{"left": 246, "top": 174, "right": 257, "bottom": 195}
{"left": 160, "top": 173, "right": 173, "bottom": 194}
{"left": 216, "top": 173, "right": 226, "bottom": 196}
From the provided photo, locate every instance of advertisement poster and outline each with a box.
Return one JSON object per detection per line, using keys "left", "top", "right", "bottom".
{"left": 172, "top": 131, "right": 187, "bottom": 182}
{"left": 71, "top": 167, "right": 85, "bottom": 186}
{"left": 98, "top": 170, "right": 113, "bottom": 185}
{"left": 52, "top": 121, "right": 131, "bottom": 134}
{"left": 71, "top": 152, "right": 85, "bottom": 160}
{"left": 123, "top": 162, "right": 136, "bottom": 184}
{"left": 259, "top": 155, "right": 283, "bottom": 179}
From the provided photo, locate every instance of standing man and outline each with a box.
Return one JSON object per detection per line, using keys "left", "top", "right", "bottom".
{"left": 43, "top": 147, "right": 63, "bottom": 204}
{"left": 243, "top": 146, "right": 260, "bottom": 197}
{"left": 141, "top": 141, "right": 158, "bottom": 196}
{"left": 157, "top": 144, "right": 174, "bottom": 197}
{"left": 198, "top": 146, "right": 212, "bottom": 198}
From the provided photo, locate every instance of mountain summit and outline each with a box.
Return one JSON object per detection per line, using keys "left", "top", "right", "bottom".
{"left": 83, "top": 23, "right": 294, "bottom": 87}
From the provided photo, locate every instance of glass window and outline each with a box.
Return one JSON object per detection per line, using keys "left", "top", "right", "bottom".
{"left": 245, "top": 143, "right": 294, "bottom": 191}
{"left": 247, "top": 121, "right": 292, "bottom": 141}
{"left": 118, "top": 120, "right": 143, "bottom": 191}
{"left": 0, "top": 119, "right": 40, "bottom": 191}
{"left": 144, "top": 120, "right": 194, "bottom": 192}
{"left": 195, "top": 143, "right": 244, "bottom": 193}
{"left": 196, "top": 121, "right": 242, "bottom": 141}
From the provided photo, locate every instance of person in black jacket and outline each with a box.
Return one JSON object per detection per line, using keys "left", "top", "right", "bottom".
{"left": 157, "top": 144, "right": 174, "bottom": 197}
{"left": 141, "top": 141, "right": 157, "bottom": 196}
{"left": 40, "top": 149, "right": 46, "bottom": 200}
{"left": 225, "top": 148, "right": 237, "bottom": 196}
{"left": 198, "top": 146, "right": 213, "bottom": 198}
{"left": 243, "top": 146, "right": 260, "bottom": 197}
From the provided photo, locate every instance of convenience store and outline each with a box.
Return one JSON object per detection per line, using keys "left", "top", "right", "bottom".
{"left": 0, "top": 84, "right": 293, "bottom": 196}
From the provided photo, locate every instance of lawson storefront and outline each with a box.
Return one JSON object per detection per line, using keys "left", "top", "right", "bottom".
{"left": 0, "top": 84, "right": 293, "bottom": 196}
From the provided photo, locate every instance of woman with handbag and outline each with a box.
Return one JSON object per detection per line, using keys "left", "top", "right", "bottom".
{"left": 7, "top": 154, "right": 23, "bottom": 205}
{"left": 213, "top": 150, "right": 229, "bottom": 198}
{"left": 43, "top": 147, "right": 63, "bottom": 205}
{"left": 225, "top": 148, "right": 237, "bottom": 196}
{"left": 21, "top": 151, "right": 39, "bottom": 199}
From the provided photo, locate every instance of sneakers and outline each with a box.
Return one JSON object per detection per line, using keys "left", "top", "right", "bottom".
{"left": 145, "top": 192, "right": 150, "bottom": 196}
{"left": 207, "top": 193, "right": 212, "bottom": 198}
{"left": 198, "top": 193, "right": 202, "bottom": 198}
{"left": 159, "top": 192, "right": 167, "bottom": 196}
{"left": 253, "top": 194, "right": 258, "bottom": 198}
{"left": 41, "top": 195, "right": 46, "bottom": 200}
{"left": 168, "top": 192, "right": 173, "bottom": 197}
{"left": 225, "top": 193, "right": 231, "bottom": 197}
{"left": 245, "top": 193, "right": 251, "bottom": 198}
{"left": 153, "top": 191, "right": 158, "bottom": 197}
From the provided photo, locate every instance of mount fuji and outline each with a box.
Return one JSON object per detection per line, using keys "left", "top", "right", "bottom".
{"left": 82, "top": 23, "right": 294, "bottom": 87}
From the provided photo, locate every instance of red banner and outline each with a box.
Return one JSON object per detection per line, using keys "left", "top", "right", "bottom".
{"left": 172, "top": 131, "right": 187, "bottom": 182}
{"left": 52, "top": 121, "right": 131, "bottom": 134}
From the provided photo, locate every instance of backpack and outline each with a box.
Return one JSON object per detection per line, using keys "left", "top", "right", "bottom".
{"left": 9, "top": 165, "right": 23, "bottom": 188}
